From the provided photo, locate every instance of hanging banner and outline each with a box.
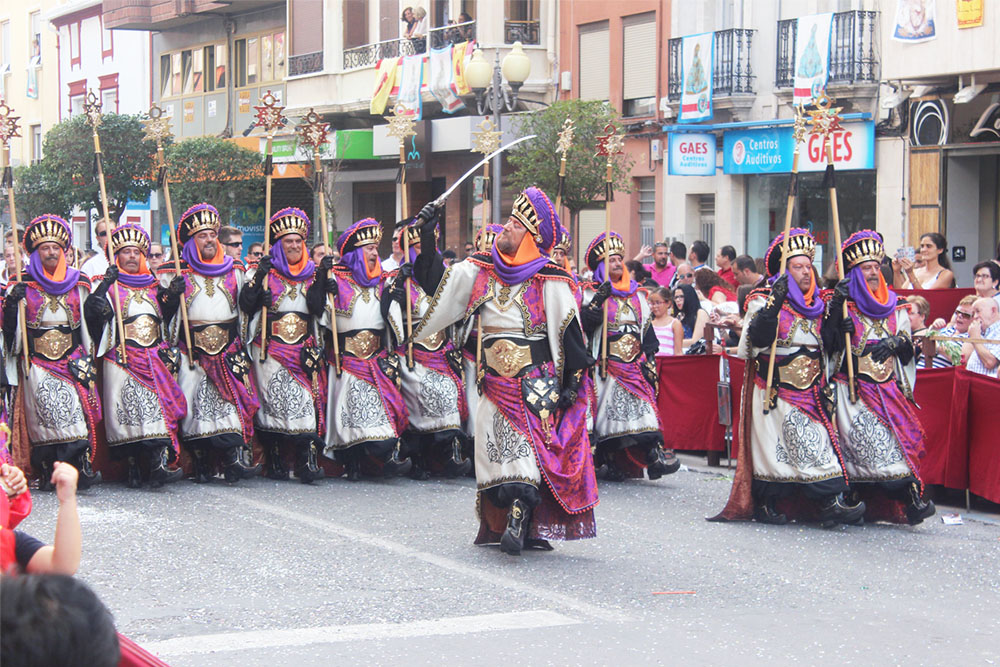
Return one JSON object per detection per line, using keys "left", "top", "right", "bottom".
{"left": 396, "top": 54, "right": 425, "bottom": 119}
{"left": 892, "top": 0, "right": 937, "bottom": 42}
{"left": 956, "top": 0, "right": 983, "bottom": 28}
{"left": 429, "top": 45, "right": 464, "bottom": 114}
{"left": 679, "top": 32, "right": 713, "bottom": 123}
{"left": 723, "top": 121, "right": 875, "bottom": 175}
{"left": 370, "top": 57, "right": 401, "bottom": 115}
{"left": 793, "top": 13, "right": 833, "bottom": 105}
{"left": 668, "top": 133, "right": 716, "bottom": 176}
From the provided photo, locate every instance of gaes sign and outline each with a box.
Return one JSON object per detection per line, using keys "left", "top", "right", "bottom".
{"left": 723, "top": 121, "right": 874, "bottom": 174}
{"left": 668, "top": 132, "right": 716, "bottom": 176}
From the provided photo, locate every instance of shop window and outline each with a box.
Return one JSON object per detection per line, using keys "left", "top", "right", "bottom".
{"left": 235, "top": 31, "right": 285, "bottom": 88}
{"left": 623, "top": 13, "right": 657, "bottom": 118}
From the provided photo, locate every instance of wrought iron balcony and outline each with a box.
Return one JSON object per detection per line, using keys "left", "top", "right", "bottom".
{"left": 343, "top": 20, "right": 476, "bottom": 70}
{"left": 289, "top": 51, "right": 323, "bottom": 77}
{"left": 667, "top": 29, "right": 756, "bottom": 102}
{"left": 504, "top": 20, "right": 539, "bottom": 45}
{"left": 776, "top": 10, "right": 879, "bottom": 89}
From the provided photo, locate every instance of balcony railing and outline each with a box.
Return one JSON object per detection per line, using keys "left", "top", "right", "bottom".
{"left": 667, "top": 29, "right": 756, "bottom": 102}
{"left": 776, "top": 10, "right": 879, "bottom": 89}
{"left": 343, "top": 20, "right": 477, "bottom": 70}
{"left": 289, "top": 51, "right": 323, "bottom": 77}
{"left": 504, "top": 19, "right": 539, "bottom": 45}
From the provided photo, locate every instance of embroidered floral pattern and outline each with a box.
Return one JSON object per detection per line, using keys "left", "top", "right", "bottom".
{"left": 485, "top": 410, "right": 531, "bottom": 464}
{"left": 776, "top": 408, "right": 831, "bottom": 469}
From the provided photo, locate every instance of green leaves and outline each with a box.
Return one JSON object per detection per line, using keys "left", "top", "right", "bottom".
{"left": 165, "top": 136, "right": 264, "bottom": 225}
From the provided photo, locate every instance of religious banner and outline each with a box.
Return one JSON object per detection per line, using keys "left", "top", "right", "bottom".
{"left": 429, "top": 45, "right": 464, "bottom": 114}
{"left": 892, "top": 0, "right": 937, "bottom": 42}
{"left": 451, "top": 41, "right": 473, "bottom": 96}
{"left": 370, "top": 57, "right": 401, "bottom": 115}
{"left": 679, "top": 32, "right": 713, "bottom": 123}
{"left": 396, "top": 54, "right": 424, "bottom": 119}
{"left": 956, "top": 0, "right": 983, "bottom": 28}
{"left": 793, "top": 13, "right": 833, "bottom": 105}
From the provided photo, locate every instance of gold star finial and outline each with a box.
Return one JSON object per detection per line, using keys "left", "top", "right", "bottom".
{"left": 471, "top": 118, "right": 501, "bottom": 156}
{"left": 0, "top": 100, "right": 21, "bottom": 145}
{"left": 83, "top": 90, "right": 103, "bottom": 129}
{"left": 594, "top": 122, "right": 625, "bottom": 160}
{"left": 253, "top": 90, "right": 287, "bottom": 135}
{"left": 142, "top": 103, "right": 173, "bottom": 146}
{"left": 296, "top": 108, "right": 330, "bottom": 154}
{"left": 556, "top": 118, "right": 575, "bottom": 155}
{"left": 384, "top": 104, "right": 417, "bottom": 145}
{"left": 805, "top": 91, "right": 843, "bottom": 139}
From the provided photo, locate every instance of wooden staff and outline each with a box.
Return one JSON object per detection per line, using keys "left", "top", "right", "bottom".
{"left": 83, "top": 91, "right": 128, "bottom": 364}
{"left": 253, "top": 91, "right": 286, "bottom": 361}
{"left": 470, "top": 118, "right": 501, "bottom": 388}
{"left": 143, "top": 104, "right": 194, "bottom": 368}
{"left": 595, "top": 123, "right": 624, "bottom": 379}
{"left": 762, "top": 105, "right": 807, "bottom": 415}
{"left": 385, "top": 105, "right": 417, "bottom": 369}
{"left": 0, "top": 101, "right": 29, "bottom": 374}
{"left": 808, "top": 93, "right": 856, "bottom": 403}
{"left": 296, "top": 109, "right": 339, "bottom": 375}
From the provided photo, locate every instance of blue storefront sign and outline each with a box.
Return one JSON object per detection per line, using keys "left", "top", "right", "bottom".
{"left": 723, "top": 121, "right": 874, "bottom": 175}
{"left": 668, "top": 133, "right": 716, "bottom": 176}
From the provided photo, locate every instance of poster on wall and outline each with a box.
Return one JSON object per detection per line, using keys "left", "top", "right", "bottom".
{"left": 892, "top": 0, "right": 937, "bottom": 42}
{"left": 793, "top": 13, "right": 833, "bottom": 105}
{"left": 668, "top": 133, "right": 716, "bottom": 176}
{"left": 956, "top": 0, "right": 983, "bottom": 28}
{"left": 679, "top": 32, "right": 713, "bottom": 123}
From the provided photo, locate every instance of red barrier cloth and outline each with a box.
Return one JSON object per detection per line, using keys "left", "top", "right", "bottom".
{"left": 892, "top": 288, "right": 975, "bottom": 324}
{"left": 913, "top": 367, "right": 967, "bottom": 489}
{"left": 656, "top": 355, "right": 726, "bottom": 451}
{"left": 965, "top": 370, "right": 1000, "bottom": 504}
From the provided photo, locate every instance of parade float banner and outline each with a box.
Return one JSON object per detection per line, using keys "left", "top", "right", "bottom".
{"left": 429, "top": 45, "right": 465, "bottom": 114}
{"left": 956, "top": 0, "right": 983, "bottom": 28}
{"left": 668, "top": 133, "right": 716, "bottom": 176}
{"left": 723, "top": 121, "right": 874, "bottom": 175}
{"left": 793, "top": 13, "right": 833, "bottom": 105}
{"left": 679, "top": 32, "right": 713, "bottom": 123}
{"left": 893, "top": 0, "right": 937, "bottom": 42}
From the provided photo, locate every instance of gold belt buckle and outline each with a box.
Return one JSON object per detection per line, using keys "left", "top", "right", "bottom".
{"left": 857, "top": 354, "right": 894, "bottom": 383}
{"left": 418, "top": 330, "right": 445, "bottom": 351}
{"left": 344, "top": 330, "right": 378, "bottom": 359}
{"left": 485, "top": 339, "right": 532, "bottom": 378}
{"left": 779, "top": 355, "right": 821, "bottom": 390}
{"left": 609, "top": 334, "right": 640, "bottom": 363}
{"left": 193, "top": 324, "right": 229, "bottom": 355}
{"left": 33, "top": 329, "right": 73, "bottom": 360}
{"left": 271, "top": 313, "right": 308, "bottom": 344}
{"left": 124, "top": 314, "right": 160, "bottom": 347}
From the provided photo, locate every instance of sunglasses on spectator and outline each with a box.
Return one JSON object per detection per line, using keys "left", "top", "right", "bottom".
{"left": 224, "top": 241, "right": 243, "bottom": 248}
{"left": 680, "top": 273, "right": 694, "bottom": 279}
{"left": 954, "top": 310, "right": 974, "bottom": 319}
{"left": 250, "top": 250, "right": 264, "bottom": 257}
{"left": 97, "top": 230, "right": 108, "bottom": 237}
{"left": 149, "top": 252, "right": 164, "bottom": 258}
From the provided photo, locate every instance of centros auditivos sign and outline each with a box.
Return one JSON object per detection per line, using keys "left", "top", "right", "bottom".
{"left": 722, "top": 121, "right": 874, "bottom": 175}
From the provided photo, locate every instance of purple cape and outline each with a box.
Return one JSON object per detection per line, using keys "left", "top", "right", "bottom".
{"left": 25, "top": 250, "right": 82, "bottom": 295}
{"left": 768, "top": 273, "right": 825, "bottom": 318}
{"left": 181, "top": 240, "right": 234, "bottom": 277}
{"left": 846, "top": 266, "right": 897, "bottom": 319}
{"left": 270, "top": 237, "right": 315, "bottom": 280}
{"left": 592, "top": 262, "right": 638, "bottom": 298}
{"left": 339, "top": 247, "right": 380, "bottom": 287}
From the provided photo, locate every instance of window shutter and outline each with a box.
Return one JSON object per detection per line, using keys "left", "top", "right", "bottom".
{"left": 578, "top": 23, "right": 609, "bottom": 101}
{"left": 623, "top": 14, "right": 656, "bottom": 101}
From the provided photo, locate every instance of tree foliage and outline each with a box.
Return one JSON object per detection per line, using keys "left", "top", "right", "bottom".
{"left": 3, "top": 162, "right": 76, "bottom": 224}
{"left": 507, "top": 100, "right": 634, "bottom": 216}
{"left": 42, "top": 113, "right": 158, "bottom": 224}
{"left": 165, "top": 136, "right": 264, "bottom": 225}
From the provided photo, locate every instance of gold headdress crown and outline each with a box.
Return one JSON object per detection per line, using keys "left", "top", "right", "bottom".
{"left": 405, "top": 222, "right": 439, "bottom": 248}
{"left": 352, "top": 224, "right": 382, "bottom": 248}
{"left": 842, "top": 235, "right": 885, "bottom": 271}
{"left": 511, "top": 192, "right": 542, "bottom": 243}
{"left": 24, "top": 215, "right": 72, "bottom": 253}
{"left": 178, "top": 205, "right": 220, "bottom": 243}
{"left": 269, "top": 208, "right": 310, "bottom": 240}
{"left": 111, "top": 225, "right": 150, "bottom": 255}
{"left": 587, "top": 234, "right": 625, "bottom": 270}
{"left": 554, "top": 236, "right": 571, "bottom": 252}
{"left": 766, "top": 228, "right": 816, "bottom": 277}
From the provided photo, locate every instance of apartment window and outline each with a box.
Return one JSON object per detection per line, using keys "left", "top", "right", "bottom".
{"left": 622, "top": 13, "right": 657, "bottom": 117}
{"left": 1, "top": 21, "right": 10, "bottom": 88}
{"left": 234, "top": 30, "right": 285, "bottom": 89}
{"left": 100, "top": 74, "right": 118, "bottom": 113}
{"left": 101, "top": 15, "right": 113, "bottom": 60}
{"left": 160, "top": 42, "right": 229, "bottom": 100}
{"left": 29, "top": 11, "right": 41, "bottom": 61}
{"left": 69, "top": 21, "right": 81, "bottom": 68}
{"left": 578, "top": 22, "right": 610, "bottom": 101}
{"left": 505, "top": 0, "right": 539, "bottom": 44}
{"left": 30, "top": 125, "right": 42, "bottom": 163}
{"left": 68, "top": 79, "right": 87, "bottom": 116}
{"left": 637, "top": 177, "right": 656, "bottom": 249}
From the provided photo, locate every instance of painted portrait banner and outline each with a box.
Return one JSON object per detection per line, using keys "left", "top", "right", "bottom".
{"left": 893, "top": 0, "right": 937, "bottom": 42}
{"left": 679, "top": 32, "right": 713, "bottom": 124}
{"left": 793, "top": 13, "right": 833, "bottom": 106}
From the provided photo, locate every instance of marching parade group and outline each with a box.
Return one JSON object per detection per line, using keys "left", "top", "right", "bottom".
{"left": 1, "top": 183, "right": 935, "bottom": 558}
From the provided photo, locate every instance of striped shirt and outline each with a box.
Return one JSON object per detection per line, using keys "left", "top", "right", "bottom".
{"left": 653, "top": 322, "right": 677, "bottom": 357}
{"left": 967, "top": 320, "right": 1000, "bottom": 378}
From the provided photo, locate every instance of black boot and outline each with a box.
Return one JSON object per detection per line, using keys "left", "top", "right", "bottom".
{"left": 296, "top": 441, "right": 325, "bottom": 484}
{"left": 266, "top": 446, "right": 289, "bottom": 481}
{"left": 74, "top": 451, "right": 102, "bottom": 490}
{"left": 149, "top": 446, "right": 184, "bottom": 488}
{"left": 126, "top": 456, "right": 143, "bottom": 489}
{"left": 817, "top": 493, "right": 866, "bottom": 527}
{"left": 408, "top": 451, "right": 430, "bottom": 481}
{"left": 444, "top": 438, "right": 471, "bottom": 478}
{"left": 222, "top": 446, "right": 257, "bottom": 484}
{"left": 753, "top": 497, "right": 788, "bottom": 525}
{"left": 904, "top": 482, "right": 935, "bottom": 525}
{"left": 646, "top": 446, "right": 680, "bottom": 480}
{"left": 382, "top": 441, "right": 412, "bottom": 478}
{"left": 192, "top": 447, "right": 214, "bottom": 483}
{"left": 500, "top": 499, "right": 532, "bottom": 556}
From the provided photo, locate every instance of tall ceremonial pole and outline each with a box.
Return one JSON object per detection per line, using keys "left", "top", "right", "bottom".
{"left": 253, "top": 91, "right": 286, "bottom": 361}
{"left": 762, "top": 104, "right": 807, "bottom": 414}
{"left": 808, "top": 92, "right": 856, "bottom": 403}
{"left": 83, "top": 91, "right": 128, "bottom": 365}
{"left": 554, "top": 118, "right": 574, "bottom": 215}
{"left": 0, "top": 100, "right": 29, "bottom": 374}
{"left": 296, "top": 109, "right": 340, "bottom": 375}
{"left": 594, "top": 123, "right": 625, "bottom": 379}
{"left": 143, "top": 103, "right": 194, "bottom": 368}
{"left": 384, "top": 105, "right": 417, "bottom": 369}
{"left": 471, "top": 118, "right": 502, "bottom": 388}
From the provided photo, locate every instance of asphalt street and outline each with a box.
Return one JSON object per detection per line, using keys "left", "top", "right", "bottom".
{"left": 17, "top": 457, "right": 1000, "bottom": 666}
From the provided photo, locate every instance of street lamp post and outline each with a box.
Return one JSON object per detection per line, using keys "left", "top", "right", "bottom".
{"left": 465, "top": 42, "right": 530, "bottom": 224}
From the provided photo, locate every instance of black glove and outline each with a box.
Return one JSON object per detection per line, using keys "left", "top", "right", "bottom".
{"left": 557, "top": 370, "right": 584, "bottom": 410}
{"left": 83, "top": 292, "right": 114, "bottom": 344}
{"left": 829, "top": 278, "right": 851, "bottom": 308}
{"left": 5, "top": 281, "right": 27, "bottom": 307}
{"left": 238, "top": 281, "right": 272, "bottom": 314}
{"left": 253, "top": 256, "right": 273, "bottom": 287}
{"left": 316, "top": 255, "right": 339, "bottom": 296}
{"left": 397, "top": 262, "right": 414, "bottom": 281}
{"left": 416, "top": 201, "right": 440, "bottom": 230}
{"left": 389, "top": 275, "right": 408, "bottom": 305}
{"left": 94, "top": 266, "right": 119, "bottom": 297}
{"left": 320, "top": 255, "right": 335, "bottom": 271}
{"left": 2, "top": 283, "right": 26, "bottom": 350}
{"left": 765, "top": 274, "right": 789, "bottom": 311}
{"left": 588, "top": 281, "right": 613, "bottom": 311}
{"left": 865, "top": 334, "right": 911, "bottom": 364}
